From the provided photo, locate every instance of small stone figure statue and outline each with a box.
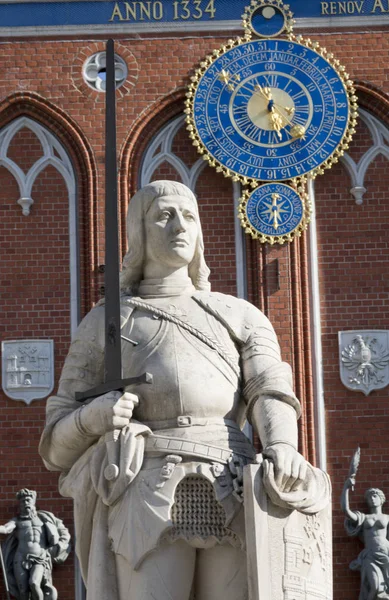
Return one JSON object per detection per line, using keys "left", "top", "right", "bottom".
{"left": 0, "top": 489, "right": 71, "bottom": 600}
{"left": 342, "top": 449, "right": 389, "bottom": 600}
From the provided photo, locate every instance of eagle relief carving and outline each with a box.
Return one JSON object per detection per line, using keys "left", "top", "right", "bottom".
{"left": 339, "top": 331, "right": 389, "bottom": 395}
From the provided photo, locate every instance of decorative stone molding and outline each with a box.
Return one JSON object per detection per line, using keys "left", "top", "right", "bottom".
{"left": 0, "top": 116, "right": 75, "bottom": 216}
{"left": 140, "top": 114, "right": 206, "bottom": 189}
{"left": 341, "top": 108, "right": 389, "bottom": 204}
{"left": 0, "top": 108, "right": 82, "bottom": 333}
{"left": 17, "top": 196, "right": 34, "bottom": 216}
{"left": 82, "top": 51, "right": 128, "bottom": 93}
{"left": 350, "top": 186, "right": 367, "bottom": 205}
{"left": 72, "top": 42, "right": 139, "bottom": 103}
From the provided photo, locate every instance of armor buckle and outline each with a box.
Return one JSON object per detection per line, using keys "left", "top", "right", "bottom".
{"left": 177, "top": 415, "right": 192, "bottom": 427}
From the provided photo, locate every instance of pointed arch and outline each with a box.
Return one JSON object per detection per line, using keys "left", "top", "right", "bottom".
{"left": 139, "top": 114, "right": 207, "bottom": 189}
{"left": 0, "top": 116, "right": 75, "bottom": 215}
{"left": 355, "top": 80, "right": 389, "bottom": 126}
{"left": 0, "top": 92, "right": 98, "bottom": 321}
{"left": 340, "top": 108, "right": 389, "bottom": 204}
{"left": 119, "top": 88, "right": 185, "bottom": 256}
{"left": 120, "top": 87, "right": 247, "bottom": 301}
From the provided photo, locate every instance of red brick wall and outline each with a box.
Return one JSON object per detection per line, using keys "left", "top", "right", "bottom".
{"left": 0, "top": 27, "right": 388, "bottom": 598}
{"left": 0, "top": 128, "right": 75, "bottom": 597}
{"left": 316, "top": 146, "right": 389, "bottom": 597}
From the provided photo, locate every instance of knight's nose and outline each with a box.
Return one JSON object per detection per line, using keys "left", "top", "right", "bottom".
{"left": 173, "top": 214, "right": 187, "bottom": 232}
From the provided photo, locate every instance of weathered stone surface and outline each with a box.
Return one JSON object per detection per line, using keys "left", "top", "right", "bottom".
{"left": 39, "top": 181, "right": 328, "bottom": 600}
{"left": 0, "top": 489, "right": 71, "bottom": 600}
{"left": 244, "top": 461, "right": 332, "bottom": 600}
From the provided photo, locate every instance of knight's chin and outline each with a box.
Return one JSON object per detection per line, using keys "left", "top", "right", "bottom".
{"left": 170, "top": 247, "right": 195, "bottom": 264}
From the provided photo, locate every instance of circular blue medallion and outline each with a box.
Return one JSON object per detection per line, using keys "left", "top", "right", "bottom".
{"left": 242, "top": 1, "right": 295, "bottom": 39}
{"left": 240, "top": 183, "right": 309, "bottom": 243}
{"left": 250, "top": 5, "right": 287, "bottom": 38}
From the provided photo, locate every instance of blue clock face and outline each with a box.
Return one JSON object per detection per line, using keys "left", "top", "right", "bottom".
{"left": 192, "top": 38, "right": 351, "bottom": 182}
{"left": 245, "top": 183, "right": 304, "bottom": 237}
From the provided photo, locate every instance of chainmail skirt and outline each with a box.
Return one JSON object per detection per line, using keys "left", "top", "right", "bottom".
{"left": 164, "top": 475, "right": 239, "bottom": 547}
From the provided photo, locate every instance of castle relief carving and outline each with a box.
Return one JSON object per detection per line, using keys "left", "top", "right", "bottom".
{"left": 2, "top": 340, "right": 54, "bottom": 404}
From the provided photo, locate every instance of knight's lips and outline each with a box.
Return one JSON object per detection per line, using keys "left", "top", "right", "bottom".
{"left": 171, "top": 238, "right": 189, "bottom": 245}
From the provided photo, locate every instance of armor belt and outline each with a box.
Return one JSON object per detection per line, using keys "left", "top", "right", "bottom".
{"left": 144, "top": 433, "right": 254, "bottom": 463}
{"left": 143, "top": 416, "right": 240, "bottom": 430}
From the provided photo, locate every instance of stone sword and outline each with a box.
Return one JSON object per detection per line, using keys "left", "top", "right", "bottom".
{"left": 75, "top": 39, "right": 152, "bottom": 478}
{"left": 0, "top": 542, "right": 11, "bottom": 600}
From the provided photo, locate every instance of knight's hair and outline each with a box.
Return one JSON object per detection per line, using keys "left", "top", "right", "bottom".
{"left": 365, "top": 487, "right": 386, "bottom": 505}
{"left": 120, "top": 180, "right": 211, "bottom": 295}
{"left": 16, "top": 489, "right": 37, "bottom": 502}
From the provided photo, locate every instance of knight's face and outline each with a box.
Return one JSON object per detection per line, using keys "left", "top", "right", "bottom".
{"left": 144, "top": 195, "right": 199, "bottom": 272}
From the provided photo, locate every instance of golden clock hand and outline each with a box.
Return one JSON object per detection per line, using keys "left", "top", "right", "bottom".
{"left": 255, "top": 85, "right": 284, "bottom": 137}
{"left": 271, "top": 105, "right": 294, "bottom": 127}
{"left": 269, "top": 109, "right": 284, "bottom": 140}
{"left": 255, "top": 85, "right": 302, "bottom": 139}
{"left": 218, "top": 69, "right": 241, "bottom": 91}
{"left": 220, "top": 76, "right": 307, "bottom": 140}
{"left": 255, "top": 85, "right": 273, "bottom": 103}
{"left": 223, "top": 79, "right": 296, "bottom": 119}
{"left": 271, "top": 193, "right": 281, "bottom": 230}
{"left": 270, "top": 106, "right": 307, "bottom": 140}
{"left": 289, "top": 124, "right": 306, "bottom": 139}
{"left": 224, "top": 80, "right": 296, "bottom": 130}
{"left": 221, "top": 80, "right": 253, "bottom": 96}
{"left": 254, "top": 84, "right": 295, "bottom": 115}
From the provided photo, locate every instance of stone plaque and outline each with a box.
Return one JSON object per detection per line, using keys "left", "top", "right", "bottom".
{"left": 244, "top": 463, "right": 332, "bottom": 600}
{"left": 2, "top": 340, "right": 54, "bottom": 404}
{"left": 339, "top": 330, "right": 389, "bottom": 396}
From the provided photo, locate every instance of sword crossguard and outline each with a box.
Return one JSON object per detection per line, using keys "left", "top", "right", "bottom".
{"left": 75, "top": 372, "right": 153, "bottom": 403}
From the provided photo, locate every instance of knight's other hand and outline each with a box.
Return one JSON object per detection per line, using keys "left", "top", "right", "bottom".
{"left": 263, "top": 443, "right": 307, "bottom": 493}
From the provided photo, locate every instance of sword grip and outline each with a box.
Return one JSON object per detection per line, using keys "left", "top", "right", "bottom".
{"left": 103, "top": 395, "right": 140, "bottom": 482}
{"left": 104, "top": 429, "right": 121, "bottom": 481}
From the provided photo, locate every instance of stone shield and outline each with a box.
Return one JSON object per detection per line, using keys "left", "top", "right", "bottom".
{"left": 2, "top": 339, "right": 54, "bottom": 404}
{"left": 339, "top": 330, "right": 389, "bottom": 396}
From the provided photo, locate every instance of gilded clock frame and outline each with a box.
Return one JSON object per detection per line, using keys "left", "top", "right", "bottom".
{"left": 185, "top": 34, "right": 358, "bottom": 188}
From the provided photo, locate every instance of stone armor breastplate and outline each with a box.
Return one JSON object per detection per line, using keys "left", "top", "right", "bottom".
{"left": 120, "top": 295, "right": 242, "bottom": 425}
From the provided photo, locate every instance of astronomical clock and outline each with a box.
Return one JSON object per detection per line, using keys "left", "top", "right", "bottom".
{"left": 185, "top": 0, "right": 358, "bottom": 244}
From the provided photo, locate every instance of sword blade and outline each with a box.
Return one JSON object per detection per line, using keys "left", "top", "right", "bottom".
{"left": 76, "top": 41, "right": 153, "bottom": 405}
{"left": 0, "top": 544, "right": 11, "bottom": 600}
{"left": 104, "top": 38, "right": 122, "bottom": 384}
